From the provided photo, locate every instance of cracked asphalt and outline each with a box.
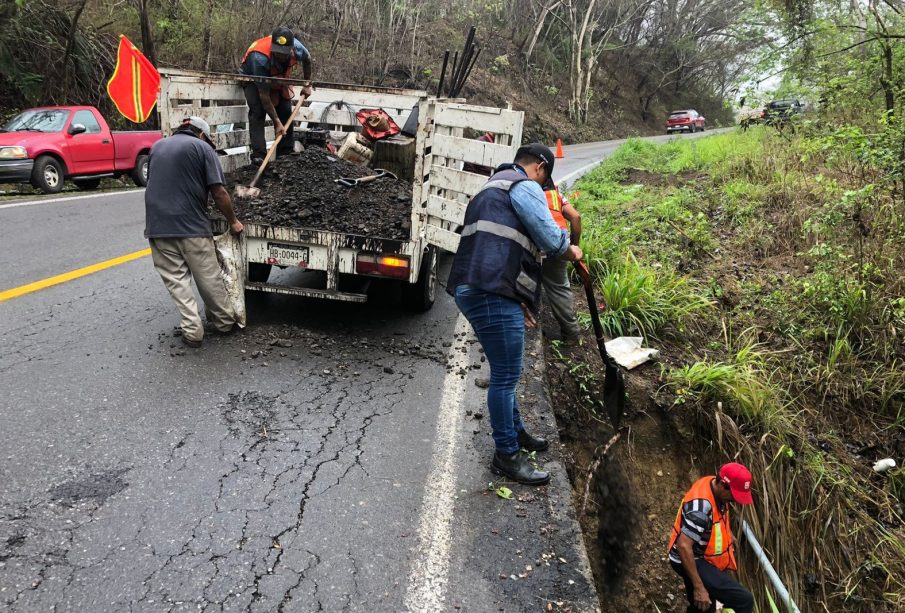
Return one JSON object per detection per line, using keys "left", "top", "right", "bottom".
{"left": 0, "top": 134, "right": 713, "bottom": 611}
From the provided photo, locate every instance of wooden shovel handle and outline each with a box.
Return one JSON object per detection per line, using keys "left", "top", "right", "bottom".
{"left": 247, "top": 93, "right": 309, "bottom": 189}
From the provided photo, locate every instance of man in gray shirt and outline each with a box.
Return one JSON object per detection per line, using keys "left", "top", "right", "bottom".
{"left": 144, "top": 117, "right": 244, "bottom": 348}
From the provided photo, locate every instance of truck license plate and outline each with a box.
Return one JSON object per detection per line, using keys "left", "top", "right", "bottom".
{"left": 267, "top": 242, "right": 309, "bottom": 266}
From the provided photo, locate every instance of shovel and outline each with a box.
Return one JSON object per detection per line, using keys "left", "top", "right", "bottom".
{"left": 235, "top": 91, "right": 310, "bottom": 199}
{"left": 573, "top": 260, "right": 626, "bottom": 428}
{"left": 334, "top": 169, "right": 397, "bottom": 188}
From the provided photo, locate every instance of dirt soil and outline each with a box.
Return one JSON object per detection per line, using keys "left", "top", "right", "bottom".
{"left": 541, "top": 291, "right": 702, "bottom": 612}
{"left": 225, "top": 146, "right": 413, "bottom": 240}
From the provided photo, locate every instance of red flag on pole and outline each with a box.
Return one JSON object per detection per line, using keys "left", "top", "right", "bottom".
{"left": 107, "top": 35, "right": 160, "bottom": 123}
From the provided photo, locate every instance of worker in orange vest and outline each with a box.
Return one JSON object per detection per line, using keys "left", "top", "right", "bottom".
{"left": 667, "top": 463, "right": 755, "bottom": 613}
{"left": 240, "top": 27, "right": 313, "bottom": 163}
{"left": 541, "top": 179, "right": 582, "bottom": 342}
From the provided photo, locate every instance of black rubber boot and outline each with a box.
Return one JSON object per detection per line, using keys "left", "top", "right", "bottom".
{"left": 491, "top": 451, "right": 550, "bottom": 485}
{"left": 518, "top": 429, "right": 549, "bottom": 452}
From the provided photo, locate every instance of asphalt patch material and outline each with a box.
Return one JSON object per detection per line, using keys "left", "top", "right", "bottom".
{"left": 225, "top": 147, "right": 413, "bottom": 239}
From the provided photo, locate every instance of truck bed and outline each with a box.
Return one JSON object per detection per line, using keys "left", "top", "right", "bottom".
{"left": 225, "top": 148, "right": 413, "bottom": 241}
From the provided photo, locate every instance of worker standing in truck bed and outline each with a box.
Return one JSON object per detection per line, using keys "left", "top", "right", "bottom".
{"left": 240, "top": 26, "right": 313, "bottom": 164}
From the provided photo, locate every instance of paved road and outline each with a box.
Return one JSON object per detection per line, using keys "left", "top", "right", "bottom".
{"left": 0, "top": 130, "right": 716, "bottom": 612}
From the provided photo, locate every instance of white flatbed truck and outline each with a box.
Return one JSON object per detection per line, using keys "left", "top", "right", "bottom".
{"left": 156, "top": 69, "right": 524, "bottom": 311}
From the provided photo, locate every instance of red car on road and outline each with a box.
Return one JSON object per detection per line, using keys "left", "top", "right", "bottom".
{"left": 666, "top": 109, "right": 706, "bottom": 134}
{"left": 0, "top": 106, "right": 160, "bottom": 193}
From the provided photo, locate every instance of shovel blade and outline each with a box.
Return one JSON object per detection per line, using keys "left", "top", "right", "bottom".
{"left": 602, "top": 364, "right": 626, "bottom": 429}
{"left": 234, "top": 185, "right": 260, "bottom": 199}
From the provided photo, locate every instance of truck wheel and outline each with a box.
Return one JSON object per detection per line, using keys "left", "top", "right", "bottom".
{"left": 31, "top": 155, "right": 65, "bottom": 194}
{"left": 404, "top": 248, "right": 437, "bottom": 312}
{"left": 131, "top": 154, "right": 149, "bottom": 187}
{"left": 74, "top": 178, "right": 101, "bottom": 191}
{"left": 248, "top": 263, "right": 272, "bottom": 283}
{"left": 689, "top": 124, "right": 696, "bottom": 134}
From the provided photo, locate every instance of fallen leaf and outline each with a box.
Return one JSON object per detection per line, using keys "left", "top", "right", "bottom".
{"left": 496, "top": 486, "right": 513, "bottom": 500}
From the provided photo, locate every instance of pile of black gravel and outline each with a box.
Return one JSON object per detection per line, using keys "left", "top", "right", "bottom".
{"left": 224, "top": 147, "right": 413, "bottom": 240}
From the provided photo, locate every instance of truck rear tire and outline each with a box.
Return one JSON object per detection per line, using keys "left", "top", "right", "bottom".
{"left": 131, "top": 154, "right": 149, "bottom": 187}
{"left": 74, "top": 178, "right": 101, "bottom": 191}
{"left": 404, "top": 248, "right": 437, "bottom": 312}
{"left": 248, "top": 263, "right": 272, "bottom": 283}
{"left": 31, "top": 155, "right": 65, "bottom": 194}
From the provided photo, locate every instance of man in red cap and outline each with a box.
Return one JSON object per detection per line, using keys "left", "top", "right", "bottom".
{"left": 666, "top": 462, "right": 755, "bottom": 613}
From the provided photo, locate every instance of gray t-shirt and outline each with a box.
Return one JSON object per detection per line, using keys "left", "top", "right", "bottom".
{"left": 144, "top": 131, "right": 225, "bottom": 238}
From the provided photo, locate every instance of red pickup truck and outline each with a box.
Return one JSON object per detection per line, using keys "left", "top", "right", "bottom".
{"left": 0, "top": 106, "right": 161, "bottom": 194}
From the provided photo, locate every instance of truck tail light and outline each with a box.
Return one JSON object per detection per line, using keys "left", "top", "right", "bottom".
{"left": 356, "top": 253, "right": 410, "bottom": 279}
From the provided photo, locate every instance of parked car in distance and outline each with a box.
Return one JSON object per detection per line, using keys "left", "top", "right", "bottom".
{"left": 0, "top": 106, "right": 161, "bottom": 194}
{"left": 666, "top": 109, "right": 706, "bottom": 134}
{"left": 763, "top": 99, "right": 803, "bottom": 124}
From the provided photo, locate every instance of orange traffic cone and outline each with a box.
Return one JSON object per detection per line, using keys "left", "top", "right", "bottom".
{"left": 555, "top": 138, "right": 564, "bottom": 159}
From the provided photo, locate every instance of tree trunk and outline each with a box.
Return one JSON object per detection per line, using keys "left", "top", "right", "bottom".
{"left": 134, "top": 0, "right": 158, "bottom": 67}
{"left": 569, "top": 0, "right": 597, "bottom": 124}
{"left": 524, "top": 1, "right": 561, "bottom": 63}
{"left": 60, "top": 0, "right": 89, "bottom": 98}
{"left": 201, "top": 0, "right": 215, "bottom": 71}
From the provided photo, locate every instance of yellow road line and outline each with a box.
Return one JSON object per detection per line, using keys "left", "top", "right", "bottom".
{"left": 0, "top": 248, "right": 151, "bottom": 302}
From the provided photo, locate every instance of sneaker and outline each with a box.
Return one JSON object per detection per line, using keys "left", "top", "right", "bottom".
{"left": 205, "top": 323, "right": 237, "bottom": 336}
{"left": 182, "top": 336, "right": 202, "bottom": 348}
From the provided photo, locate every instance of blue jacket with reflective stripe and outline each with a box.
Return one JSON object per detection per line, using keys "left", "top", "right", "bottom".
{"left": 446, "top": 168, "right": 544, "bottom": 308}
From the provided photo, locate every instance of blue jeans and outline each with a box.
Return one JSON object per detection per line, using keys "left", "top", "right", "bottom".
{"left": 454, "top": 285, "right": 525, "bottom": 455}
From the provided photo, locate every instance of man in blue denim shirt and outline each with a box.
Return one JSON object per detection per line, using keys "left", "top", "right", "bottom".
{"left": 449, "top": 144, "right": 583, "bottom": 485}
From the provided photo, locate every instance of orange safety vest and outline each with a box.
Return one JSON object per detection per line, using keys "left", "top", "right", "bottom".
{"left": 667, "top": 476, "right": 738, "bottom": 572}
{"left": 242, "top": 36, "right": 298, "bottom": 80}
{"left": 545, "top": 188, "right": 569, "bottom": 230}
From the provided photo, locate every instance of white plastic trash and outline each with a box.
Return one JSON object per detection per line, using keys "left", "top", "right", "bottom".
{"left": 873, "top": 458, "right": 897, "bottom": 473}
{"left": 604, "top": 336, "right": 660, "bottom": 370}
{"left": 214, "top": 231, "right": 247, "bottom": 328}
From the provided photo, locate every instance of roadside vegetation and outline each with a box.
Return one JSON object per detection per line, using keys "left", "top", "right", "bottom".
{"left": 0, "top": 0, "right": 757, "bottom": 138}
{"left": 567, "top": 123, "right": 905, "bottom": 610}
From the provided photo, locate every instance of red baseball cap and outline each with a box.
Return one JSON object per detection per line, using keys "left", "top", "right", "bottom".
{"left": 718, "top": 462, "right": 754, "bottom": 505}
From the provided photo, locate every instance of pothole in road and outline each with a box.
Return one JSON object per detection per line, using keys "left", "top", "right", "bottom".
{"left": 222, "top": 390, "right": 278, "bottom": 439}
{"left": 48, "top": 467, "right": 131, "bottom": 507}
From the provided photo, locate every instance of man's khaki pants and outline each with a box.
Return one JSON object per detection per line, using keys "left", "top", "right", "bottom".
{"left": 541, "top": 256, "right": 581, "bottom": 339}
{"left": 149, "top": 237, "right": 236, "bottom": 342}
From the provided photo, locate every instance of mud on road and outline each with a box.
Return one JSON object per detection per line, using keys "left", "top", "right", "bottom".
{"left": 225, "top": 147, "right": 414, "bottom": 240}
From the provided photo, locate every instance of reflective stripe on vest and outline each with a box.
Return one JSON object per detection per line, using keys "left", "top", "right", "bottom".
{"left": 460, "top": 219, "right": 541, "bottom": 260}
{"left": 667, "top": 476, "right": 737, "bottom": 572}
{"left": 242, "top": 36, "right": 298, "bottom": 79}
{"left": 545, "top": 189, "right": 568, "bottom": 230}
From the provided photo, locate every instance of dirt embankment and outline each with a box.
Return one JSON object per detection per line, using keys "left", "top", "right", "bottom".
{"left": 225, "top": 147, "right": 413, "bottom": 240}
{"left": 542, "top": 295, "right": 700, "bottom": 612}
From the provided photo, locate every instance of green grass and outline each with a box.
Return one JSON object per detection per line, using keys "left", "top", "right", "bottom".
{"left": 593, "top": 253, "right": 713, "bottom": 338}
{"left": 668, "top": 342, "right": 785, "bottom": 428}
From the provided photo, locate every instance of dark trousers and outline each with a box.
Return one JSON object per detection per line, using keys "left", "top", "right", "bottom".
{"left": 243, "top": 83, "right": 294, "bottom": 158}
{"left": 670, "top": 560, "right": 754, "bottom": 613}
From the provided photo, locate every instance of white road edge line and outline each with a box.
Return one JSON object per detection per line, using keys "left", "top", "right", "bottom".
{"left": 404, "top": 313, "right": 473, "bottom": 613}
{"left": 0, "top": 188, "right": 145, "bottom": 210}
